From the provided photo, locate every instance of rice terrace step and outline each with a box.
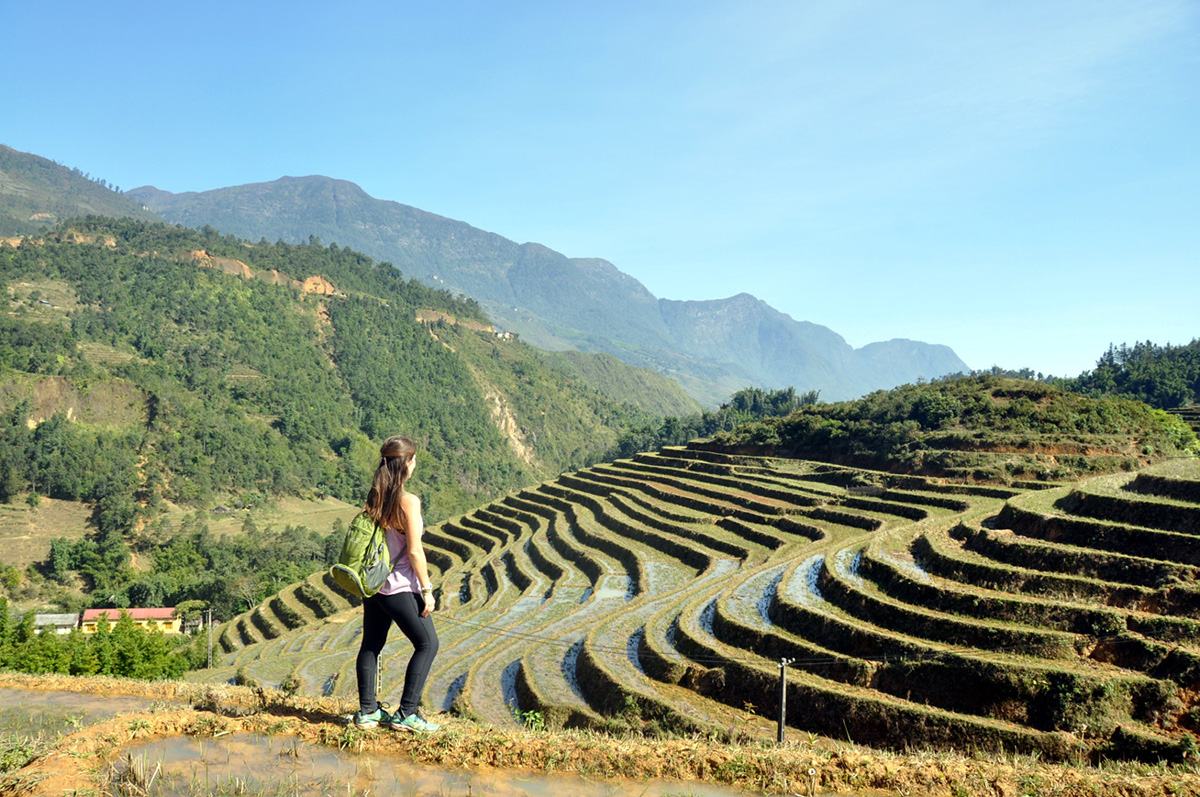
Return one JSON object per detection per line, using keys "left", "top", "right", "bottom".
{"left": 197, "top": 450, "right": 1200, "bottom": 762}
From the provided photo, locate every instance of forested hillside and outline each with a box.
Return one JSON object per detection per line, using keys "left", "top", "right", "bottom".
{"left": 128, "top": 176, "right": 969, "bottom": 405}
{"left": 1058, "top": 340, "right": 1200, "bottom": 410}
{"left": 707, "top": 375, "right": 1198, "bottom": 482}
{"left": 0, "top": 218, "right": 695, "bottom": 514}
{"left": 0, "top": 145, "right": 159, "bottom": 236}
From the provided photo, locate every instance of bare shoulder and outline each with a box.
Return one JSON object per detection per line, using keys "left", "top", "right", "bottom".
{"left": 400, "top": 492, "right": 422, "bottom": 512}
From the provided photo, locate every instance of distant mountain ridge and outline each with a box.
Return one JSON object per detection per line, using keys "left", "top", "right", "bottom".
{"left": 119, "top": 175, "right": 965, "bottom": 404}
{"left": 127, "top": 175, "right": 967, "bottom": 404}
{"left": 0, "top": 144, "right": 160, "bottom": 236}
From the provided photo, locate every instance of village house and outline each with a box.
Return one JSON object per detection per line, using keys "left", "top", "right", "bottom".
{"left": 80, "top": 608, "right": 182, "bottom": 635}
{"left": 32, "top": 613, "right": 78, "bottom": 635}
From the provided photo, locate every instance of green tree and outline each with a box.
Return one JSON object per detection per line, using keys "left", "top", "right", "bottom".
{"left": 65, "top": 628, "right": 99, "bottom": 675}
{"left": 91, "top": 615, "right": 115, "bottom": 675}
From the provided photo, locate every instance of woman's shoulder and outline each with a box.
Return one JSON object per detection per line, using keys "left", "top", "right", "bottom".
{"left": 400, "top": 492, "right": 422, "bottom": 511}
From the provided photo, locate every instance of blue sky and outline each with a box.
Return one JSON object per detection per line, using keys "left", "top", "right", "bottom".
{"left": 3, "top": 0, "right": 1196, "bottom": 378}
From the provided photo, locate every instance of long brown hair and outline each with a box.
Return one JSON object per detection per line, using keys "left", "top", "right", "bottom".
{"left": 365, "top": 435, "right": 417, "bottom": 531}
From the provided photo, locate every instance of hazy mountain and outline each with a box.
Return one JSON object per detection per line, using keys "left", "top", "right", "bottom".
{"left": 127, "top": 176, "right": 969, "bottom": 404}
{"left": 0, "top": 145, "right": 160, "bottom": 235}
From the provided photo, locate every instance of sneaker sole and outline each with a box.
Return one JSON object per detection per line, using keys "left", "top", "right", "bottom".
{"left": 390, "top": 722, "right": 437, "bottom": 733}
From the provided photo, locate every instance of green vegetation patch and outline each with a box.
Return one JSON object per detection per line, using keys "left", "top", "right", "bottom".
{"left": 703, "top": 376, "right": 1198, "bottom": 483}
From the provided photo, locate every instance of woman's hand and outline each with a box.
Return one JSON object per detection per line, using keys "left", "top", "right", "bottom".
{"left": 420, "top": 592, "right": 436, "bottom": 617}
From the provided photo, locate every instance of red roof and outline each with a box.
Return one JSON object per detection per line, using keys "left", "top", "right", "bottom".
{"left": 82, "top": 608, "right": 177, "bottom": 622}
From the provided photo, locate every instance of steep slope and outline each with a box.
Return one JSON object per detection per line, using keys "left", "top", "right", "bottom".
{"left": 0, "top": 217, "right": 681, "bottom": 521}
{"left": 127, "top": 177, "right": 674, "bottom": 353}
{"left": 127, "top": 177, "right": 968, "bottom": 404}
{"left": 0, "top": 145, "right": 159, "bottom": 236}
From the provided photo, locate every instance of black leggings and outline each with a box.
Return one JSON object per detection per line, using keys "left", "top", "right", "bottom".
{"left": 356, "top": 591, "right": 438, "bottom": 718}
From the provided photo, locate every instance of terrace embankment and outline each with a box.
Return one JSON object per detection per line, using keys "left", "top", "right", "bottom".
{"left": 190, "top": 451, "right": 1200, "bottom": 767}
{"left": 4, "top": 673, "right": 1199, "bottom": 797}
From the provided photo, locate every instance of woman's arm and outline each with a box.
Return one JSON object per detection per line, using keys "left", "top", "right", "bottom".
{"left": 401, "top": 492, "right": 436, "bottom": 617}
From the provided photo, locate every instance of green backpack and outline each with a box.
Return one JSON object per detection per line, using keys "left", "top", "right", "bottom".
{"left": 330, "top": 511, "right": 390, "bottom": 599}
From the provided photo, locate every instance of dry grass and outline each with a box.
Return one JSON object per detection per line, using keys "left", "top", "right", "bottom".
{"left": 157, "top": 495, "right": 359, "bottom": 540}
{"left": 0, "top": 498, "right": 92, "bottom": 570}
{"left": 0, "top": 374, "right": 146, "bottom": 429}
{"left": 0, "top": 495, "right": 357, "bottom": 574}
{"left": 0, "top": 672, "right": 1198, "bottom": 797}
{"left": 5, "top": 279, "right": 79, "bottom": 327}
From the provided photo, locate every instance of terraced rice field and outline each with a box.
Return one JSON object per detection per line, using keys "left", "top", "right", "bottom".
{"left": 1168, "top": 405, "right": 1200, "bottom": 436}
{"left": 195, "top": 449, "right": 1200, "bottom": 762}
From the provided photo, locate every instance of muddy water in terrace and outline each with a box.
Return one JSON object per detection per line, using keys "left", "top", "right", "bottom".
{"left": 2, "top": 688, "right": 752, "bottom": 795}
{"left": 121, "top": 732, "right": 756, "bottom": 796}
{"left": 0, "top": 687, "right": 176, "bottom": 737}
{"left": 3, "top": 688, "right": 897, "bottom": 795}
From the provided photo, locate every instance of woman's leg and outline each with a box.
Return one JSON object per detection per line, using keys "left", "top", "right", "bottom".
{"left": 356, "top": 596, "right": 392, "bottom": 713}
{"left": 374, "top": 591, "right": 439, "bottom": 717}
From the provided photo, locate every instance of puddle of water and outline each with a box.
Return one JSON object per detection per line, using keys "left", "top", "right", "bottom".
{"left": 562, "top": 638, "right": 585, "bottom": 699}
{"left": 643, "top": 560, "right": 675, "bottom": 593}
{"left": 880, "top": 550, "right": 932, "bottom": 581}
{"left": 711, "top": 558, "right": 739, "bottom": 577}
{"left": 699, "top": 598, "right": 718, "bottom": 634}
{"left": 782, "top": 555, "right": 824, "bottom": 606}
{"left": 321, "top": 673, "right": 339, "bottom": 697}
{"left": 443, "top": 673, "right": 466, "bottom": 712}
{"left": 627, "top": 627, "right": 646, "bottom": 674}
{"left": 756, "top": 567, "right": 786, "bottom": 626}
{"left": 501, "top": 660, "right": 521, "bottom": 712}
{"left": 119, "top": 732, "right": 752, "bottom": 796}
{"left": 510, "top": 595, "right": 547, "bottom": 613}
{"left": 0, "top": 688, "right": 173, "bottom": 738}
{"left": 831, "top": 548, "right": 864, "bottom": 587}
{"left": 593, "top": 574, "right": 633, "bottom": 601}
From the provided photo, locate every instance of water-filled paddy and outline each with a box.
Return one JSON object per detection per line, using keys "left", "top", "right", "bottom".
{"left": 1, "top": 687, "right": 753, "bottom": 796}
{"left": 118, "top": 731, "right": 754, "bottom": 796}
{"left": 0, "top": 687, "right": 175, "bottom": 737}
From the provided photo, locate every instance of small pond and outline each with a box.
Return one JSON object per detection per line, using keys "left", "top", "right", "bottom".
{"left": 119, "top": 732, "right": 757, "bottom": 796}
{"left": 0, "top": 686, "right": 176, "bottom": 738}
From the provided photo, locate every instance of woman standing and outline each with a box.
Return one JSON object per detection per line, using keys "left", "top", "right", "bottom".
{"left": 352, "top": 435, "right": 440, "bottom": 732}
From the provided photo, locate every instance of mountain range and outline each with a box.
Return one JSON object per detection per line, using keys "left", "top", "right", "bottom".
{"left": 0, "top": 144, "right": 968, "bottom": 405}
{"left": 125, "top": 176, "right": 967, "bottom": 404}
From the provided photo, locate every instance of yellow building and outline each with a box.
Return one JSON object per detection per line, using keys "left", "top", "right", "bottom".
{"left": 80, "top": 608, "right": 182, "bottom": 635}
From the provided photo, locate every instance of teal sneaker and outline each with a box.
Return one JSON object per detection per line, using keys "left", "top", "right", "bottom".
{"left": 351, "top": 707, "right": 393, "bottom": 729}
{"left": 391, "top": 712, "right": 440, "bottom": 733}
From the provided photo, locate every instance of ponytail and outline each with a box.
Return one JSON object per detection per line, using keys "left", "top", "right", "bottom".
{"left": 365, "top": 435, "right": 417, "bottom": 531}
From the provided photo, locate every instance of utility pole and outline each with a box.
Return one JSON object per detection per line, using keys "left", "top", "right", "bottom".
{"left": 777, "top": 657, "right": 794, "bottom": 743}
{"left": 206, "top": 609, "right": 213, "bottom": 668}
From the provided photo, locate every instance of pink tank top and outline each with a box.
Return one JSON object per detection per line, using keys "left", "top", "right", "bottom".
{"left": 377, "top": 514, "right": 423, "bottom": 595}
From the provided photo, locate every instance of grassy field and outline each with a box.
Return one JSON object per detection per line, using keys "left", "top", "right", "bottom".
{"left": 155, "top": 495, "right": 361, "bottom": 540}
{"left": 0, "top": 498, "right": 93, "bottom": 570}
{"left": 0, "top": 495, "right": 360, "bottom": 605}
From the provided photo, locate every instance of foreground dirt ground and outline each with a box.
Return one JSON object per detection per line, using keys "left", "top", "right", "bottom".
{"left": 1, "top": 672, "right": 1198, "bottom": 796}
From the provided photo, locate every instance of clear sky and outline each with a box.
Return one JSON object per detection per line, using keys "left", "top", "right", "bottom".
{"left": 3, "top": 1, "right": 1196, "bottom": 377}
